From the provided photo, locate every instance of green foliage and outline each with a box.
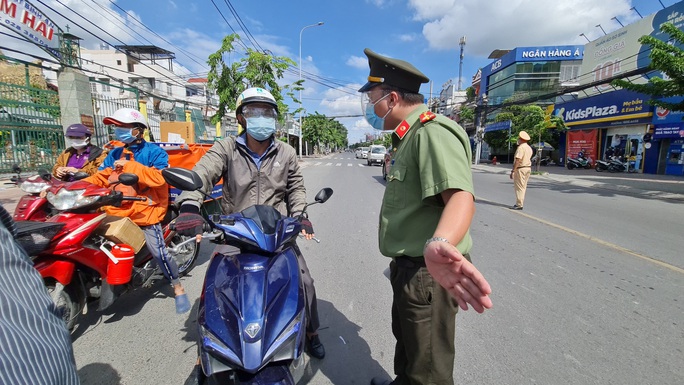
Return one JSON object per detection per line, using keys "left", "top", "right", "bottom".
{"left": 485, "top": 104, "right": 566, "bottom": 153}
{"left": 612, "top": 22, "right": 684, "bottom": 111}
{"left": 303, "top": 113, "right": 348, "bottom": 152}
{"left": 207, "top": 34, "right": 297, "bottom": 124}
{"left": 458, "top": 106, "right": 475, "bottom": 124}
{"left": 465, "top": 86, "right": 476, "bottom": 102}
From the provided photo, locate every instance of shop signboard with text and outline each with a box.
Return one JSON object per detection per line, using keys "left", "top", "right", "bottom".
{"left": 553, "top": 89, "right": 652, "bottom": 128}
{"left": 480, "top": 45, "right": 584, "bottom": 102}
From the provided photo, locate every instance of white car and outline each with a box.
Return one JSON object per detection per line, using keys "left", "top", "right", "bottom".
{"left": 355, "top": 147, "right": 369, "bottom": 159}
{"left": 367, "top": 145, "right": 386, "bottom": 166}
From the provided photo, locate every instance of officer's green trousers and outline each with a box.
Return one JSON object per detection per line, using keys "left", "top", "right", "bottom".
{"left": 389, "top": 258, "right": 461, "bottom": 385}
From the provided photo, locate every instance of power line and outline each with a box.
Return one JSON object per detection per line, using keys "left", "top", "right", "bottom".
{"left": 105, "top": 0, "right": 210, "bottom": 71}
{"left": 36, "top": 0, "right": 192, "bottom": 90}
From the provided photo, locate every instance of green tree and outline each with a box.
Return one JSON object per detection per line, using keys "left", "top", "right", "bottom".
{"left": 458, "top": 106, "right": 475, "bottom": 125}
{"left": 486, "top": 104, "right": 565, "bottom": 155}
{"left": 612, "top": 22, "right": 684, "bottom": 111}
{"left": 303, "top": 113, "right": 347, "bottom": 153}
{"left": 207, "top": 34, "right": 297, "bottom": 124}
{"left": 465, "top": 86, "right": 476, "bottom": 102}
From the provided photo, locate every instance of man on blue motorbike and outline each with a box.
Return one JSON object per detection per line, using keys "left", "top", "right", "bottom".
{"left": 174, "top": 87, "right": 326, "bottom": 360}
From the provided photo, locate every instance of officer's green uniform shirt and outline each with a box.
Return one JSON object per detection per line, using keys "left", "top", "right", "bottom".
{"left": 379, "top": 104, "right": 474, "bottom": 258}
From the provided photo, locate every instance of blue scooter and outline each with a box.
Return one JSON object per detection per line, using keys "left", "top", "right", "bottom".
{"left": 162, "top": 168, "right": 333, "bottom": 385}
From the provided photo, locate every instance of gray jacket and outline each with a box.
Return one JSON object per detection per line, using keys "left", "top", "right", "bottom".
{"left": 176, "top": 136, "right": 306, "bottom": 217}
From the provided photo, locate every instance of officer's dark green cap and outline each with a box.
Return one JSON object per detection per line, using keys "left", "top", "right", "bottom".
{"left": 358, "top": 48, "right": 429, "bottom": 93}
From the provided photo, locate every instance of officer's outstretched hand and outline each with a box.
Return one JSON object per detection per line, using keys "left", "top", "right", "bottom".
{"left": 423, "top": 241, "right": 493, "bottom": 313}
{"left": 174, "top": 204, "right": 206, "bottom": 237}
{"left": 299, "top": 217, "right": 315, "bottom": 241}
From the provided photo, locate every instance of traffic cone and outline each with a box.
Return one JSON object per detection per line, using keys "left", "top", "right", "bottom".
{"left": 492, "top": 156, "right": 497, "bottom": 165}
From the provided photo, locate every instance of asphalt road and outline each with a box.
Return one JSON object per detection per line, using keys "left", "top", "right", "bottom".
{"left": 67, "top": 153, "right": 683, "bottom": 385}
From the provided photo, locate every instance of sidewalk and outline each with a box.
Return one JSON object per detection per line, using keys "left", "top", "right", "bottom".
{"left": 472, "top": 163, "right": 684, "bottom": 202}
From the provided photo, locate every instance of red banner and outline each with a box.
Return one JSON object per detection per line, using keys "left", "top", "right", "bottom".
{"left": 567, "top": 129, "right": 598, "bottom": 163}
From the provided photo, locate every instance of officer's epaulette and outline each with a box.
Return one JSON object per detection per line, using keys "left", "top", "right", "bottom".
{"left": 419, "top": 111, "right": 436, "bottom": 124}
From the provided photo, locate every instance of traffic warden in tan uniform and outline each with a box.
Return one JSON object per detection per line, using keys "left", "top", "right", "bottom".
{"left": 358, "top": 48, "right": 493, "bottom": 385}
{"left": 510, "top": 130, "right": 533, "bottom": 210}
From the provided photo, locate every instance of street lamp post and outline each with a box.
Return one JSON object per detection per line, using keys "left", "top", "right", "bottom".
{"left": 299, "top": 22, "right": 324, "bottom": 160}
{"left": 474, "top": 94, "right": 487, "bottom": 165}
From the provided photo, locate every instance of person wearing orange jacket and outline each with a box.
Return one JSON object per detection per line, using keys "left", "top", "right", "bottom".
{"left": 84, "top": 108, "right": 190, "bottom": 314}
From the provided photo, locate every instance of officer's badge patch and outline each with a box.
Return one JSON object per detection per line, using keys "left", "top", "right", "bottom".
{"left": 419, "top": 111, "right": 436, "bottom": 123}
{"left": 395, "top": 120, "right": 411, "bottom": 140}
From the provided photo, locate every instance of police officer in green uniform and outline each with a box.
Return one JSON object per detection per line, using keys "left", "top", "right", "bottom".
{"left": 359, "top": 48, "right": 493, "bottom": 385}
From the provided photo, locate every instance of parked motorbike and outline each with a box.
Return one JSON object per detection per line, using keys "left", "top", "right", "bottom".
{"left": 10, "top": 165, "right": 89, "bottom": 221}
{"left": 566, "top": 152, "right": 592, "bottom": 170}
{"left": 595, "top": 158, "right": 611, "bottom": 172}
{"left": 598, "top": 156, "right": 637, "bottom": 173}
{"left": 14, "top": 169, "right": 201, "bottom": 331}
{"left": 531, "top": 154, "right": 554, "bottom": 166}
{"left": 164, "top": 168, "right": 333, "bottom": 385}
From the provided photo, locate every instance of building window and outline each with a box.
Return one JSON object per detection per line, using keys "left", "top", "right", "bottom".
{"left": 186, "top": 87, "right": 199, "bottom": 97}
{"left": 117, "top": 60, "right": 122, "bottom": 66}
{"left": 127, "top": 62, "right": 134, "bottom": 72}
{"left": 99, "top": 79, "right": 110, "bottom": 93}
{"left": 90, "top": 81, "right": 97, "bottom": 93}
{"left": 167, "top": 83, "right": 173, "bottom": 96}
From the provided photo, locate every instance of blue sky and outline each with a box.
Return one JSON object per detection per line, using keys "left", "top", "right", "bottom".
{"left": 2, "top": 0, "right": 679, "bottom": 143}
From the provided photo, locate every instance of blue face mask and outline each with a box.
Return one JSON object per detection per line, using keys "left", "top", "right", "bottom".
{"left": 246, "top": 117, "right": 276, "bottom": 141}
{"left": 364, "top": 93, "right": 391, "bottom": 130}
{"left": 114, "top": 128, "right": 136, "bottom": 144}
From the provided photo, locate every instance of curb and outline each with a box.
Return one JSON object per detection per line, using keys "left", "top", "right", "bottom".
{"left": 472, "top": 164, "right": 684, "bottom": 202}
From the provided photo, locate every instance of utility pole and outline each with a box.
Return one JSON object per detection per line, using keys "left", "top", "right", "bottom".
{"left": 458, "top": 36, "right": 466, "bottom": 91}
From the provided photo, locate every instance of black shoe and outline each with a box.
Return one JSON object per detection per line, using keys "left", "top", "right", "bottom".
{"left": 370, "top": 377, "right": 395, "bottom": 385}
{"left": 307, "top": 334, "right": 325, "bottom": 359}
{"left": 509, "top": 205, "right": 523, "bottom": 210}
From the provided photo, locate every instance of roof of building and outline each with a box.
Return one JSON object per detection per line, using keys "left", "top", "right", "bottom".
{"left": 113, "top": 45, "right": 175, "bottom": 60}
{"left": 488, "top": 49, "right": 511, "bottom": 59}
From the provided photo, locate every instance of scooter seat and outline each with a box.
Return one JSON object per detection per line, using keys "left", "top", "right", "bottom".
{"left": 14, "top": 221, "right": 65, "bottom": 256}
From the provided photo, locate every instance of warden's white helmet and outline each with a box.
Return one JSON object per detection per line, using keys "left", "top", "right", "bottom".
{"left": 103, "top": 108, "right": 149, "bottom": 128}
{"left": 235, "top": 87, "right": 278, "bottom": 117}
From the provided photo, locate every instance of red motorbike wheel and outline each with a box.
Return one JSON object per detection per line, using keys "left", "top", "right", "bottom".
{"left": 46, "top": 281, "right": 80, "bottom": 331}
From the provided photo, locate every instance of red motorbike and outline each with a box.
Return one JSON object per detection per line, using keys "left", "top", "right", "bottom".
{"left": 10, "top": 164, "right": 89, "bottom": 221}
{"left": 14, "top": 169, "right": 202, "bottom": 331}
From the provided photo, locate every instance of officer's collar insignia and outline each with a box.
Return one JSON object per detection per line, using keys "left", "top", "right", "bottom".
{"left": 395, "top": 120, "right": 411, "bottom": 140}
{"left": 419, "top": 111, "right": 436, "bottom": 123}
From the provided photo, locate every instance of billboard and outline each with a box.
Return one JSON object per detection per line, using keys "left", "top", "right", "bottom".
{"left": 579, "top": 1, "right": 684, "bottom": 97}
{"left": 0, "top": 0, "right": 63, "bottom": 59}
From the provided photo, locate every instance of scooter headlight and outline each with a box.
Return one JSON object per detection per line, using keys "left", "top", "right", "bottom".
{"left": 20, "top": 180, "right": 50, "bottom": 194}
{"left": 47, "top": 188, "right": 100, "bottom": 210}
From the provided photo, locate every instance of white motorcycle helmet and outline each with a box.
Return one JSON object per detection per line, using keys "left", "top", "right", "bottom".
{"left": 235, "top": 87, "right": 279, "bottom": 117}
{"left": 103, "top": 108, "right": 149, "bottom": 128}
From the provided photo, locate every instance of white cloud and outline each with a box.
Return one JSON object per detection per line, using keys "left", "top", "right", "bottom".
{"left": 399, "top": 33, "right": 418, "bottom": 42}
{"left": 407, "top": 0, "right": 636, "bottom": 56}
{"left": 346, "top": 55, "right": 368, "bottom": 69}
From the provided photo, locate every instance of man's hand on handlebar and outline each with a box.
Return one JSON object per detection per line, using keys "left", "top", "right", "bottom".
{"left": 299, "top": 217, "right": 315, "bottom": 241}
{"left": 175, "top": 204, "right": 207, "bottom": 237}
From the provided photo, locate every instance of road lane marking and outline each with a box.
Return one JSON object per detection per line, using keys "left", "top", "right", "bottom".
{"left": 477, "top": 198, "right": 684, "bottom": 274}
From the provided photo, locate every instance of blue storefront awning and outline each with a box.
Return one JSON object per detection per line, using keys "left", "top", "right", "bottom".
{"left": 484, "top": 120, "right": 512, "bottom": 133}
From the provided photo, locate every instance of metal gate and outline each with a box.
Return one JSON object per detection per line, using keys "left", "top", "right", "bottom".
{"left": 0, "top": 60, "right": 62, "bottom": 173}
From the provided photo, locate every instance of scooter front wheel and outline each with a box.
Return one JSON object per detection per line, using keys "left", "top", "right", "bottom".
{"left": 46, "top": 280, "right": 80, "bottom": 331}
{"left": 169, "top": 234, "right": 200, "bottom": 276}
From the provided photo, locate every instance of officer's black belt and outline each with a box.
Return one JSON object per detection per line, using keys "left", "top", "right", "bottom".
{"left": 394, "top": 255, "right": 426, "bottom": 268}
